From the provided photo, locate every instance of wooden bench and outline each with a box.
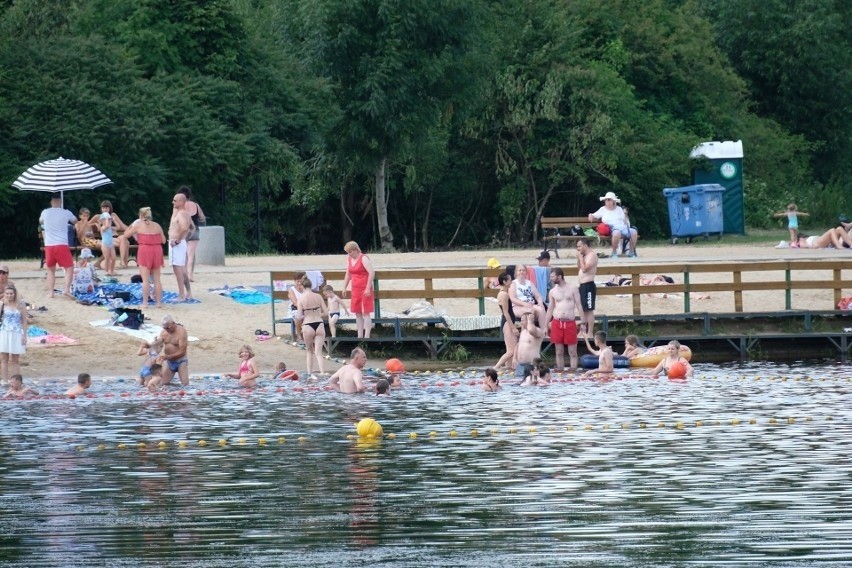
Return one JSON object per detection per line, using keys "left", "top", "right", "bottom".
{"left": 540, "top": 216, "right": 611, "bottom": 258}
{"left": 39, "top": 229, "right": 140, "bottom": 269}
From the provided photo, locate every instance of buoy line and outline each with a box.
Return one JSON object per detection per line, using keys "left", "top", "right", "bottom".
{"left": 55, "top": 415, "right": 838, "bottom": 452}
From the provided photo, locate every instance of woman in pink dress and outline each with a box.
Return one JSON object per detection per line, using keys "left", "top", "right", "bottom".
{"left": 342, "top": 241, "right": 375, "bottom": 338}
{"left": 122, "top": 207, "right": 166, "bottom": 308}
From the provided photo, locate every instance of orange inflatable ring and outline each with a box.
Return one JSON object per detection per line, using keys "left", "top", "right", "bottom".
{"left": 630, "top": 345, "right": 692, "bottom": 368}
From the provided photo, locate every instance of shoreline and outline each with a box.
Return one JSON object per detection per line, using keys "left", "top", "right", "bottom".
{"left": 3, "top": 242, "right": 849, "bottom": 381}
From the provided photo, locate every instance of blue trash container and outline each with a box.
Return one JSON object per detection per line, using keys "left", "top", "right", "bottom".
{"left": 662, "top": 184, "right": 726, "bottom": 244}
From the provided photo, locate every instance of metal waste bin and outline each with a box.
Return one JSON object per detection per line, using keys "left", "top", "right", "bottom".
{"left": 662, "top": 184, "right": 725, "bottom": 244}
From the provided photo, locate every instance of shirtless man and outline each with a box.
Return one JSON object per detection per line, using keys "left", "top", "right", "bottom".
{"left": 581, "top": 331, "right": 614, "bottom": 377}
{"left": 168, "top": 193, "right": 195, "bottom": 301}
{"left": 576, "top": 238, "right": 598, "bottom": 333}
{"left": 329, "top": 347, "right": 367, "bottom": 394}
{"left": 514, "top": 312, "right": 544, "bottom": 380}
{"left": 545, "top": 267, "right": 584, "bottom": 371}
{"left": 158, "top": 314, "right": 189, "bottom": 386}
{"left": 65, "top": 373, "right": 91, "bottom": 396}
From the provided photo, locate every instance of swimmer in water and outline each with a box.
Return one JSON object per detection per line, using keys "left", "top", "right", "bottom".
{"left": 580, "top": 331, "right": 614, "bottom": 377}
{"left": 622, "top": 334, "right": 646, "bottom": 358}
{"left": 328, "top": 347, "right": 367, "bottom": 394}
{"left": 4, "top": 374, "right": 38, "bottom": 398}
{"left": 375, "top": 378, "right": 390, "bottom": 396}
{"left": 137, "top": 337, "right": 164, "bottom": 387}
{"left": 225, "top": 345, "right": 259, "bottom": 388}
{"left": 482, "top": 367, "right": 501, "bottom": 392}
{"left": 66, "top": 373, "right": 91, "bottom": 396}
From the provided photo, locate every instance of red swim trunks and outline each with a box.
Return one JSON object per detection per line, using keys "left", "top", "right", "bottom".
{"left": 550, "top": 319, "right": 578, "bottom": 346}
{"left": 44, "top": 245, "right": 73, "bottom": 269}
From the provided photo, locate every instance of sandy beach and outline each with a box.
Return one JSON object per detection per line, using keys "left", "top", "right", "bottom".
{"left": 5, "top": 241, "right": 850, "bottom": 384}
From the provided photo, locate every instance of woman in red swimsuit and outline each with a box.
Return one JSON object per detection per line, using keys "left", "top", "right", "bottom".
{"left": 122, "top": 207, "right": 166, "bottom": 308}
{"left": 342, "top": 241, "right": 375, "bottom": 338}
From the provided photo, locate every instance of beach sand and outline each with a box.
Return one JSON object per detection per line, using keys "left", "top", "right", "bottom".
{"left": 5, "top": 242, "right": 849, "bottom": 384}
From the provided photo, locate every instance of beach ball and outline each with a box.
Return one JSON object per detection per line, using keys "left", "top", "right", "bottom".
{"left": 385, "top": 358, "right": 405, "bottom": 374}
{"left": 668, "top": 362, "right": 687, "bottom": 379}
{"left": 356, "top": 418, "right": 384, "bottom": 438}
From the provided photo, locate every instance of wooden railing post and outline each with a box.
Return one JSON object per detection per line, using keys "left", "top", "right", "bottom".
{"left": 630, "top": 271, "right": 641, "bottom": 315}
{"left": 425, "top": 277, "right": 434, "bottom": 306}
{"left": 684, "top": 269, "right": 691, "bottom": 313}
{"left": 373, "top": 277, "right": 381, "bottom": 318}
{"left": 785, "top": 268, "right": 792, "bottom": 310}
{"left": 733, "top": 271, "right": 743, "bottom": 312}
{"left": 833, "top": 268, "right": 842, "bottom": 307}
{"left": 477, "top": 273, "right": 485, "bottom": 316}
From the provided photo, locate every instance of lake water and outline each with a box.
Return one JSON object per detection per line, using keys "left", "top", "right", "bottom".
{"left": 1, "top": 361, "right": 850, "bottom": 566}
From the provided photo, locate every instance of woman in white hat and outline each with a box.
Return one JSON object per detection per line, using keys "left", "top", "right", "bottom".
{"left": 588, "top": 191, "right": 638, "bottom": 258}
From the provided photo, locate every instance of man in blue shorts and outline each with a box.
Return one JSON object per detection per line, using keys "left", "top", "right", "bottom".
{"left": 159, "top": 314, "right": 189, "bottom": 386}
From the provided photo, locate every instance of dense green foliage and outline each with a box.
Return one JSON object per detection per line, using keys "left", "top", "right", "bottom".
{"left": 0, "top": 0, "right": 847, "bottom": 256}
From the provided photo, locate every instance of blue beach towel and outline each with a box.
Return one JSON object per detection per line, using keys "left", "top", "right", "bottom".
{"left": 75, "top": 283, "right": 201, "bottom": 306}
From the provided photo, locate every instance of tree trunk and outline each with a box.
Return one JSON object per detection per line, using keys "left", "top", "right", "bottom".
{"left": 421, "top": 189, "right": 433, "bottom": 251}
{"left": 340, "top": 179, "right": 354, "bottom": 244}
{"left": 375, "top": 157, "right": 395, "bottom": 251}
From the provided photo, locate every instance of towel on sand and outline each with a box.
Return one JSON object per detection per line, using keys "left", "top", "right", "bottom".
{"left": 89, "top": 319, "right": 200, "bottom": 342}
{"left": 75, "top": 283, "right": 201, "bottom": 306}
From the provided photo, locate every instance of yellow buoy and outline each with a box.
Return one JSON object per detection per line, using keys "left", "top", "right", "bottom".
{"left": 158, "top": 441, "right": 168, "bottom": 449}
{"left": 97, "top": 444, "right": 106, "bottom": 451}
{"left": 298, "top": 436, "right": 306, "bottom": 443}
{"left": 278, "top": 437, "right": 286, "bottom": 444}
{"left": 117, "top": 443, "right": 127, "bottom": 450}
{"left": 178, "top": 440, "right": 188, "bottom": 448}
{"left": 258, "top": 438, "right": 267, "bottom": 445}
{"left": 198, "top": 440, "right": 207, "bottom": 447}
{"left": 429, "top": 431, "right": 437, "bottom": 438}
{"left": 218, "top": 439, "right": 228, "bottom": 446}
{"left": 449, "top": 430, "right": 457, "bottom": 437}
{"left": 387, "top": 433, "right": 396, "bottom": 440}
{"left": 409, "top": 432, "right": 417, "bottom": 439}
{"left": 356, "top": 418, "right": 384, "bottom": 438}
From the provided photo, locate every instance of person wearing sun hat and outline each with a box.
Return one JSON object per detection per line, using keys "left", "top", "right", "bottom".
{"left": 0, "top": 264, "right": 14, "bottom": 292}
{"left": 70, "top": 248, "right": 98, "bottom": 296}
{"left": 588, "top": 191, "right": 638, "bottom": 258}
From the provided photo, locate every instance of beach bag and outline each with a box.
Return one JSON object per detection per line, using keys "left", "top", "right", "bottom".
{"left": 568, "top": 225, "right": 584, "bottom": 237}
{"left": 114, "top": 307, "right": 144, "bottom": 330}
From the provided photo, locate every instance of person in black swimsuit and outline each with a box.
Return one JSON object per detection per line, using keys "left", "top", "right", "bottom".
{"left": 297, "top": 276, "right": 328, "bottom": 376}
{"left": 482, "top": 368, "right": 501, "bottom": 392}
{"left": 494, "top": 272, "right": 518, "bottom": 371}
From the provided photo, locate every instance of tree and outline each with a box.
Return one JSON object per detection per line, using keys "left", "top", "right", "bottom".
{"left": 291, "top": 0, "right": 477, "bottom": 251}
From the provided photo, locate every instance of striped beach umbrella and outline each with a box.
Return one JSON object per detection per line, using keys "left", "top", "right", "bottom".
{"left": 12, "top": 157, "right": 112, "bottom": 205}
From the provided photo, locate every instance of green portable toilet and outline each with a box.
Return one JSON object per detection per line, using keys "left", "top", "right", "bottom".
{"left": 690, "top": 140, "right": 744, "bottom": 235}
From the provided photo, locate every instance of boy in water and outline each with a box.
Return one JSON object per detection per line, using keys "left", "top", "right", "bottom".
{"left": 322, "top": 284, "right": 349, "bottom": 338}
{"left": 66, "top": 373, "right": 92, "bottom": 396}
{"left": 375, "top": 378, "right": 390, "bottom": 396}
{"left": 581, "top": 331, "right": 614, "bottom": 377}
{"left": 4, "top": 374, "right": 38, "bottom": 398}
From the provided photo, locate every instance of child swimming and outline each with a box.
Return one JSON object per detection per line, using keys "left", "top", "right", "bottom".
{"left": 4, "top": 374, "right": 38, "bottom": 398}
{"left": 226, "top": 345, "right": 259, "bottom": 388}
{"left": 622, "top": 334, "right": 646, "bottom": 358}
{"left": 137, "top": 338, "right": 164, "bottom": 386}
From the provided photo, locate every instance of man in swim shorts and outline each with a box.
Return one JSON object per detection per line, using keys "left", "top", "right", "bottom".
{"left": 576, "top": 238, "right": 598, "bottom": 333}
{"left": 39, "top": 193, "right": 77, "bottom": 298}
{"left": 159, "top": 314, "right": 189, "bottom": 386}
{"left": 168, "top": 193, "right": 194, "bottom": 301}
{"left": 329, "top": 347, "right": 367, "bottom": 394}
{"left": 545, "top": 267, "right": 584, "bottom": 371}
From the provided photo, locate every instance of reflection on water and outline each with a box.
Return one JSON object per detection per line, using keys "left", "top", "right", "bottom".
{"left": 0, "top": 361, "right": 850, "bottom": 566}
